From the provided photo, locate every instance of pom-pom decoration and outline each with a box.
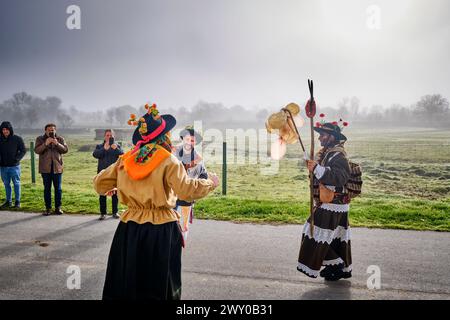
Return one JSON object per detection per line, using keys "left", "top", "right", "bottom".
{"left": 305, "top": 99, "right": 316, "bottom": 118}
{"left": 127, "top": 114, "right": 140, "bottom": 127}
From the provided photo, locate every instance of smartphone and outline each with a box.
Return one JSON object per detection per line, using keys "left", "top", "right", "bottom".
{"left": 109, "top": 137, "right": 115, "bottom": 145}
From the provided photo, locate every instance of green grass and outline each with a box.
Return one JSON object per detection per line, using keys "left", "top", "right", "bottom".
{"left": 194, "top": 196, "right": 450, "bottom": 231}
{"left": 1, "top": 128, "right": 449, "bottom": 231}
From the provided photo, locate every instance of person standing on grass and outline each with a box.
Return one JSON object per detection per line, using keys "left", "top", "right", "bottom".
{"left": 297, "top": 120, "right": 353, "bottom": 281}
{"left": 34, "top": 124, "right": 68, "bottom": 216}
{"left": 94, "top": 103, "right": 219, "bottom": 300}
{"left": 93, "top": 129, "right": 124, "bottom": 220}
{"left": 0, "top": 121, "right": 26, "bottom": 209}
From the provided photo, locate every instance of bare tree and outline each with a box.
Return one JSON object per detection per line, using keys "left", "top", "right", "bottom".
{"left": 114, "top": 105, "right": 137, "bottom": 126}
{"left": 57, "top": 110, "right": 74, "bottom": 128}
{"left": 414, "top": 94, "right": 449, "bottom": 124}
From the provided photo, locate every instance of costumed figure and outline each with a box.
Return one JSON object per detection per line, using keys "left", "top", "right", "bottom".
{"left": 173, "top": 125, "right": 208, "bottom": 243}
{"left": 93, "top": 103, "right": 219, "bottom": 300}
{"left": 297, "top": 117, "right": 354, "bottom": 281}
{"left": 266, "top": 80, "right": 361, "bottom": 282}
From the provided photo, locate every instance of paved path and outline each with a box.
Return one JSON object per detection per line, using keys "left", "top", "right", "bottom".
{"left": 0, "top": 211, "right": 449, "bottom": 299}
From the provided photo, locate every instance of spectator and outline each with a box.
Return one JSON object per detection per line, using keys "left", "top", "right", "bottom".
{"left": 93, "top": 129, "right": 124, "bottom": 220}
{"left": 34, "top": 124, "right": 68, "bottom": 216}
{"left": 0, "top": 121, "right": 26, "bottom": 209}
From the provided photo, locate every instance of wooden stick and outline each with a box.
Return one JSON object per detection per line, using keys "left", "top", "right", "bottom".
{"left": 281, "top": 108, "right": 305, "bottom": 153}
{"left": 307, "top": 79, "right": 316, "bottom": 237}
{"left": 309, "top": 116, "right": 315, "bottom": 237}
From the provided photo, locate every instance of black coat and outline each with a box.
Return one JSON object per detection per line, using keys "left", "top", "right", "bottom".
{"left": 0, "top": 122, "right": 26, "bottom": 167}
{"left": 93, "top": 142, "right": 124, "bottom": 173}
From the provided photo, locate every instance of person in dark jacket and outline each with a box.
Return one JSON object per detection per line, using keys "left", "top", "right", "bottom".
{"left": 34, "top": 123, "right": 69, "bottom": 216}
{"left": 93, "top": 129, "right": 124, "bottom": 220}
{"left": 0, "top": 121, "right": 26, "bottom": 209}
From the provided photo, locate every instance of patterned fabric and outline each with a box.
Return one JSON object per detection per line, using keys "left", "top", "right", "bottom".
{"left": 297, "top": 206, "right": 352, "bottom": 278}
{"left": 135, "top": 134, "right": 173, "bottom": 164}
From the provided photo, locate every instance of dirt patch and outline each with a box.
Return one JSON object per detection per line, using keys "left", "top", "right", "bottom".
{"left": 78, "top": 144, "right": 96, "bottom": 152}
{"left": 34, "top": 240, "right": 50, "bottom": 247}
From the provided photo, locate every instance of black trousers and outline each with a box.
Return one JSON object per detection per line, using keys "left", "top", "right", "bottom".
{"left": 99, "top": 195, "right": 118, "bottom": 215}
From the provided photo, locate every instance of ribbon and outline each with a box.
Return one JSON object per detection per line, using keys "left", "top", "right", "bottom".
{"left": 132, "top": 118, "right": 166, "bottom": 153}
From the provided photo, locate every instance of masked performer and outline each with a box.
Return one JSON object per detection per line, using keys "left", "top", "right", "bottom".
{"left": 173, "top": 126, "right": 207, "bottom": 242}
{"left": 94, "top": 104, "right": 219, "bottom": 300}
{"left": 297, "top": 121, "right": 352, "bottom": 281}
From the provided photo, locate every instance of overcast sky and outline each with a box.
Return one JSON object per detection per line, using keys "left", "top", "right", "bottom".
{"left": 1, "top": 0, "right": 449, "bottom": 111}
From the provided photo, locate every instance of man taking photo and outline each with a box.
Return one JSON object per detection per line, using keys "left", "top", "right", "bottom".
{"left": 34, "top": 124, "right": 69, "bottom": 216}
{"left": 93, "top": 129, "right": 123, "bottom": 220}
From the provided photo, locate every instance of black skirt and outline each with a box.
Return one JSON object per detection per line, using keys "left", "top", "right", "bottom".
{"left": 102, "top": 220, "right": 183, "bottom": 300}
{"left": 297, "top": 204, "right": 352, "bottom": 278}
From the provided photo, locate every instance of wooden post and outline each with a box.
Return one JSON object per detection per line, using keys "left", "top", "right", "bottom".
{"left": 222, "top": 141, "right": 227, "bottom": 195}
{"left": 30, "top": 141, "right": 36, "bottom": 184}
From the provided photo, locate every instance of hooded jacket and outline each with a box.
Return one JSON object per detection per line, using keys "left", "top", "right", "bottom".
{"left": 0, "top": 121, "right": 26, "bottom": 167}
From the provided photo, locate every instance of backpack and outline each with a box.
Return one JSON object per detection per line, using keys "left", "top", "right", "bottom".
{"left": 346, "top": 160, "right": 362, "bottom": 200}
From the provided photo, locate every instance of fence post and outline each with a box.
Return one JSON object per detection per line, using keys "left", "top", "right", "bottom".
{"left": 30, "top": 141, "right": 36, "bottom": 184}
{"left": 222, "top": 141, "right": 227, "bottom": 195}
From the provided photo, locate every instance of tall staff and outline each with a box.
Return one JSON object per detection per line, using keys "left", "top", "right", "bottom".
{"left": 305, "top": 79, "right": 316, "bottom": 235}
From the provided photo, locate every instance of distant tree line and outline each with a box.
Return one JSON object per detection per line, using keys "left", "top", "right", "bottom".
{"left": 319, "top": 95, "right": 450, "bottom": 127}
{"left": 1, "top": 92, "right": 449, "bottom": 129}
{"left": 0, "top": 92, "right": 74, "bottom": 128}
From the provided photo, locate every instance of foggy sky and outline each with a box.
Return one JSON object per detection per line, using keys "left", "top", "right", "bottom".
{"left": 1, "top": 0, "right": 449, "bottom": 111}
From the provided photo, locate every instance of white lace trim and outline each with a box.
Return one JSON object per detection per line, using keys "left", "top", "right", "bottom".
{"left": 320, "top": 203, "right": 350, "bottom": 213}
{"left": 314, "top": 165, "right": 326, "bottom": 179}
{"left": 302, "top": 222, "right": 351, "bottom": 244}
{"left": 343, "top": 265, "right": 352, "bottom": 272}
{"left": 297, "top": 262, "right": 319, "bottom": 278}
{"left": 323, "top": 258, "right": 344, "bottom": 266}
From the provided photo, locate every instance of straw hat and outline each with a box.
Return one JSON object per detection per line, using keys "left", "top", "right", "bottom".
{"left": 265, "top": 103, "right": 301, "bottom": 144}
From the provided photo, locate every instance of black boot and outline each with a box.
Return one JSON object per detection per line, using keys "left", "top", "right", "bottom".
{"left": 320, "top": 265, "right": 335, "bottom": 278}
{"left": 14, "top": 201, "right": 21, "bottom": 209}
{"left": 320, "top": 263, "right": 343, "bottom": 278}
{"left": 0, "top": 201, "right": 12, "bottom": 209}
{"left": 324, "top": 266, "right": 352, "bottom": 281}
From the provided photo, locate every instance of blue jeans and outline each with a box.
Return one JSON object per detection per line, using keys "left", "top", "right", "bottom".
{"left": 41, "top": 173, "right": 62, "bottom": 209}
{"left": 1, "top": 166, "right": 21, "bottom": 203}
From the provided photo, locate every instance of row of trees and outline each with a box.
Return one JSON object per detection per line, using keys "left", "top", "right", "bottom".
{"left": 0, "top": 92, "right": 74, "bottom": 128}
{"left": 319, "top": 94, "right": 450, "bottom": 127}
{"left": 1, "top": 92, "right": 449, "bottom": 129}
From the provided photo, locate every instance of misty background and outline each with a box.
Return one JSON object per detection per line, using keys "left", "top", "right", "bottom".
{"left": 1, "top": 0, "right": 449, "bottom": 130}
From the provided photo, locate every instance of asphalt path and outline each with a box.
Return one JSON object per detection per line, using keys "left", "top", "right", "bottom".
{"left": 0, "top": 211, "right": 449, "bottom": 300}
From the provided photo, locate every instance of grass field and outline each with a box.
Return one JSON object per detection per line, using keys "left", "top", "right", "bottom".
{"left": 1, "top": 127, "right": 449, "bottom": 231}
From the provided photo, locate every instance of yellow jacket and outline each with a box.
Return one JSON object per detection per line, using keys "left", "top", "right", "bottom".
{"left": 93, "top": 146, "right": 216, "bottom": 225}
